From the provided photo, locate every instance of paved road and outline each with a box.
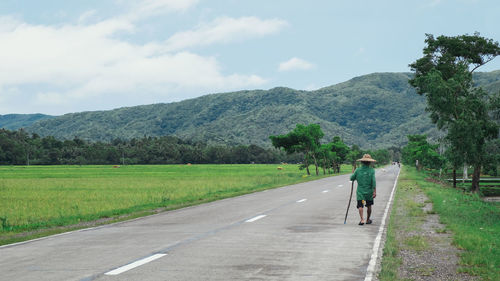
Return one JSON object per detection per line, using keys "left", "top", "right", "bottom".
{"left": 1, "top": 165, "right": 400, "bottom": 281}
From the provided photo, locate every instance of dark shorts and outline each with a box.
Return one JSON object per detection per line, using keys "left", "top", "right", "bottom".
{"left": 357, "top": 200, "right": 373, "bottom": 208}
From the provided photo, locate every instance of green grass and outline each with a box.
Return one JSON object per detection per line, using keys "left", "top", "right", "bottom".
{"left": 380, "top": 166, "right": 500, "bottom": 281}
{"left": 416, "top": 173, "right": 500, "bottom": 280}
{"left": 378, "top": 167, "right": 426, "bottom": 281}
{"left": 404, "top": 235, "right": 429, "bottom": 251}
{"left": 0, "top": 164, "right": 351, "bottom": 245}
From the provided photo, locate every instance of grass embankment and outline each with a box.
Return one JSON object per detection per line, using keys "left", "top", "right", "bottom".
{"left": 0, "top": 164, "right": 351, "bottom": 245}
{"left": 379, "top": 167, "right": 500, "bottom": 281}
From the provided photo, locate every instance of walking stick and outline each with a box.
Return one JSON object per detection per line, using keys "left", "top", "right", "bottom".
{"left": 344, "top": 180, "right": 355, "bottom": 224}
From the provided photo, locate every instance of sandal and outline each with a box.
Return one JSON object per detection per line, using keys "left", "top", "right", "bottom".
{"left": 358, "top": 221, "right": 365, "bottom": 225}
{"left": 366, "top": 219, "right": 372, "bottom": 224}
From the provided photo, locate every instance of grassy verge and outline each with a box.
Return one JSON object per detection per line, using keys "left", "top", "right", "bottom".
{"left": 0, "top": 164, "right": 351, "bottom": 245}
{"left": 379, "top": 166, "right": 500, "bottom": 281}
{"left": 378, "top": 167, "right": 427, "bottom": 281}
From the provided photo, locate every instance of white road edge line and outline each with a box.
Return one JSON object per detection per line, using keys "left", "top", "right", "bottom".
{"left": 364, "top": 168, "right": 401, "bottom": 281}
{"left": 105, "top": 253, "right": 167, "bottom": 276}
{"left": 245, "top": 215, "right": 266, "bottom": 223}
{"left": 296, "top": 199, "right": 307, "bottom": 203}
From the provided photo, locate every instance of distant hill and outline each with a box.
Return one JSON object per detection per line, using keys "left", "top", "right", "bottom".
{"left": 475, "top": 70, "right": 500, "bottom": 94}
{"left": 24, "top": 71, "right": 500, "bottom": 149}
{"left": 0, "top": 114, "right": 54, "bottom": 131}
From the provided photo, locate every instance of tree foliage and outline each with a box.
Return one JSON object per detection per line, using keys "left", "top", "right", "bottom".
{"left": 270, "top": 124, "right": 324, "bottom": 175}
{"left": 483, "top": 139, "right": 500, "bottom": 176}
{"left": 271, "top": 124, "right": 392, "bottom": 175}
{"left": 402, "top": 134, "right": 445, "bottom": 170}
{"left": 409, "top": 33, "right": 500, "bottom": 192}
{"left": 0, "top": 129, "right": 299, "bottom": 165}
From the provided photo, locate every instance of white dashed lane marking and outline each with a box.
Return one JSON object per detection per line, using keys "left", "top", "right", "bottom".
{"left": 245, "top": 215, "right": 267, "bottom": 223}
{"left": 105, "top": 253, "right": 167, "bottom": 276}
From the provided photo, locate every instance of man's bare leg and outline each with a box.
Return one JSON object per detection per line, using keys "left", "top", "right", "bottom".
{"left": 358, "top": 207, "right": 365, "bottom": 224}
{"left": 366, "top": 205, "right": 372, "bottom": 224}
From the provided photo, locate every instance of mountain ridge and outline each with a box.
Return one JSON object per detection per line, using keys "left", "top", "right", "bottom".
{"left": 12, "top": 71, "right": 500, "bottom": 149}
{"left": 0, "top": 113, "right": 54, "bottom": 131}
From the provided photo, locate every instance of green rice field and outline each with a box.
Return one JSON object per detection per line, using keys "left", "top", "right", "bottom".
{"left": 0, "top": 164, "right": 351, "bottom": 245}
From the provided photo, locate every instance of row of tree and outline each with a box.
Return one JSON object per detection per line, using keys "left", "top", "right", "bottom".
{"left": 408, "top": 33, "right": 500, "bottom": 192}
{"left": 401, "top": 134, "right": 499, "bottom": 182}
{"left": 269, "top": 123, "right": 393, "bottom": 175}
{"left": 0, "top": 129, "right": 304, "bottom": 165}
{"left": 0, "top": 125, "right": 395, "bottom": 171}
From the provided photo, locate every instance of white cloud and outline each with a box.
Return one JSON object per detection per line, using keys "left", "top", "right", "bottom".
{"left": 0, "top": 8, "right": 278, "bottom": 114}
{"left": 164, "top": 16, "right": 288, "bottom": 51}
{"left": 278, "top": 57, "right": 315, "bottom": 72}
{"left": 139, "top": 0, "right": 199, "bottom": 13}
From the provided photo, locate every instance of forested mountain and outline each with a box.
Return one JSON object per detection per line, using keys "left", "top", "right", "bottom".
{"left": 0, "top": 114, "right": 54, "bottom": 130}
{"left": 24, "top": 71, "right": 500, "bottom": 149}
{"left": 474, "top": 70, "right": 500, "bottom": 94}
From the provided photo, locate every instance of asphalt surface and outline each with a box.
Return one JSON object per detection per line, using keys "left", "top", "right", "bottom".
{"left": 0, "top": 165, "right": 400, "bottom": 281}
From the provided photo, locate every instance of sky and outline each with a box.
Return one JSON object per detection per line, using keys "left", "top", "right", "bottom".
{"left": 0, "top": 0, "right": 499, "bottom": 115}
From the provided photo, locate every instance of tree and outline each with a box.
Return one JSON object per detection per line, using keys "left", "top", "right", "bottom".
{"left": 402, "top": 135, "right": 445, "bottom": 170}
{"left": 371, "top": 149, "right": 391, "bottom": 165}
{"left": 346, "top": 144, "right": 363, "bottom": 172}
{"left": 329, "top": 136, "right": 350, "bottom": 173}
{"left": 318, "top": 143, "right": 335, "bottom": 174}
{"left": 443, "top": 145, "right": 463, "bottom": 188}
{"left": 387, "top": 146, "right": 401, "bottom": 163}
{"left": 409, "top": 33, "right": 500, "bottom": 192}
{"left": 483, "top": 139, "right": 500, "bottom": 176}
{"left": 270, "top": 124, "right": 324, "bottom": 175}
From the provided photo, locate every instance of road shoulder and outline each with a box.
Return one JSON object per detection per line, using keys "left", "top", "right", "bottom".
{"left": 378, "top": 168, "right": 478, "bottom": 281}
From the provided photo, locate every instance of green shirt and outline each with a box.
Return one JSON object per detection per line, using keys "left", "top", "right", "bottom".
{"left": 350, "top": 165, "right": 376, "bottom": 201}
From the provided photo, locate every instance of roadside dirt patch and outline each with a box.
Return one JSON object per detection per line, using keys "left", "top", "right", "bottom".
{"left": 397, "top": 192, "right": 477, "bottom": 281}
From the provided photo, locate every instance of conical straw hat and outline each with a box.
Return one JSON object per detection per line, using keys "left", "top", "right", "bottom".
{"left": 357, "top": 154, "right": 376, "bottom": 162}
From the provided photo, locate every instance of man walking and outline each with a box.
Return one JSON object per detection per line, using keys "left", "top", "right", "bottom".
{"left": 350, "top": 154, "right": 376, "bottom": 225}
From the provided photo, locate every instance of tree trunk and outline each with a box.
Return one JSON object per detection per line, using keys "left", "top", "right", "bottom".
{"left": 314, "top": 159, "right": 319, "bottom": 176}
{"left": 471, "top": 164, "right": 481, "bottom": 193}
{"left": 311, "top": 153, "right": 319, "bottom": 176}
{"left": 452, "top": 168, "right": 457, "bottom": 188}
{"left": 304, "top": 157, "right": 310, "bottom": 175}
{"left": 463, "top": 163, "right": 468, "bottom": 182}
